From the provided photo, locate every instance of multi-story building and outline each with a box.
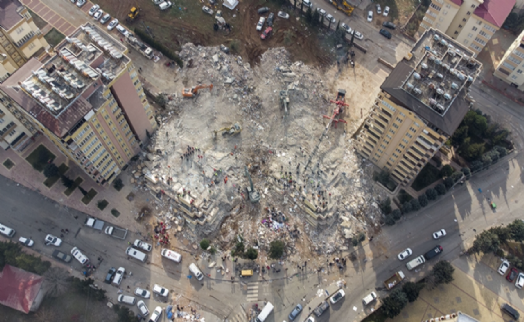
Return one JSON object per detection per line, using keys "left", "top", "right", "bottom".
{"left": 419, "top": 0, "right": 514, "bottom": 57}
{"left": 356, "top": 28, "right": 481, "bottom": 185}
{"left": 0, "top": 23, "right": 157, "bottom": 184}
{"left": 0, "top": 0, "right": 49, "bottom": 82}
{"left": 494, "top": 29, "right": 524, "bottom": 89}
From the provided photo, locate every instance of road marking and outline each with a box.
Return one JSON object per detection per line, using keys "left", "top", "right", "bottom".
{"left": 246, "top": 283, "right": 259, "bottom": 302}
{"left": 228, "top": 309, "right": 248, "bottom": 322}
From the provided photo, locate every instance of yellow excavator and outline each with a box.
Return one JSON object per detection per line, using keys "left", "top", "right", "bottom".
{"left": 213, "top": 123, "right": 242, "bottom": 138}
{"left": 182, "top": 84, "right": 213, "bottom": 98}
{"left": 127, "top": 7, "right": 139, "bottom": 22}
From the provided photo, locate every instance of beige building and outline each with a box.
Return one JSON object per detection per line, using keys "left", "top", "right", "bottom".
{"left": 356, "top": 28, "right": 481, "bottom": 185}
{"left": 419, "top": 0, "right": 514, "bottom": 57}
{"left": 0, "top": 0, "right": 49, "bottom": 82}
{"left": 494, "top": 29, "right": 524, "bottom": 89}
{"left": 0, "top": 23, "right": 157, "bottom": 185}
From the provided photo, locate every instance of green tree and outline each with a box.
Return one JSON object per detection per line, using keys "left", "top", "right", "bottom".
{"left": 490, "top": 226, "right": 511, "bottom": 244}
{"left": 200, "top": 239, "right": 210, "bottom": 250}
{"left": 444, "top": 177, "right": 454, "bottom": 189}
{"left": 234, "top": 241, "right": 245, "bottom": 256}
{"left": 410, "top": 199, "right": 421, "bottom": 211}
{"left": 113, "top": 178, "right": 124, "bottom": 191}
{"left": 401, "top": 201, "right": 412, "bottom": 214}
{"left": 435, "top": 183, "right": 446, "bottom": 195}
{"left": 246, "top": 247, "right": 258, "bottom": 260}
{"left": 432, "top": 260, "right": 454, "bottom": 285}
{"left": 461, "top": 167, "right": 471, "bottom": 179}
{"left": 451, "top": 125, "right": 468, "bottom": 146}
{"left": 385, "top": 215, "right": 396, "bottom": 226}
{"left": 461, "top": 141, "right": 485, "bottom": 161}
{"left": 508, "top": 219, "right": 524, "bottom": 242}
{"left": 402, "top": 281, "right": 424, "bottom": 302}
{"left": 425, "top": 188, "right": 437, "bottom": 200}
{"left": 114, "top": 304, "right": 139, "bottom": 322}
{"left": 61, "top": 176, "right": 74, "bottom": 189}
{"left": 305, "top": 6, "right": 313, "bottom": 24}
{"left": 470, "top": 160, "right": 483, "bottom": 172}
{"left": 43, "top": 163, "right": 59, "bottom": 178}
{"left": 379, "top": 197, "right": 392, "bottom": 215}
{"left": 397, "top": 189, "right": 413, "bottom": 204}
{"left": 439, "top": 165, "right": 454, "bottom": 178}
{"left": 463, "top": 110, "right": 488, "bottom": 137}
{"left": 494, "top": 145, "right": 508, "bottom": 157}
{"left": 155, "top": 93, "right": 167, "bottom": 108}
{"left": 418, "top": 194, "right": 428, "bottom": 207}
{"left": 472, "top": 230, "right": 500, "bottom": 253}
{"left": 352, "top": 238, "right": 359, "bottom": 246}
{"left": 391, "top": 209, "right": 402, "bottom": 221}
{"left": 269, "top": 240, "right": 285, "bottom": 259}
{"left": 382, "top": 289, "right": 408, "bottom": 318}
{"left": 43, "top": 267, "right": 70, "bottom": 298}
{"left": 209, "top": 246, "right": 217, "bottom": 255}
{"left": 451, "top": 171, "right": 463, "bottom": 183}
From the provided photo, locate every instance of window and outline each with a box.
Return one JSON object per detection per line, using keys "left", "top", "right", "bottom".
{"left": 513, "top": 50, "right": 524, "bottom": 59}
{"left": 503, "top": 62, "right": 516, "bottom": 71}
{"left": 472, "top": 26, "right": 477, "bottom": 31}
{"left": 512, "top": 75, "right": 518, "bottom": 80}
{"left": 396, "top": 117, "right": 403, "bottom": 123}
{"left": 479, "top": 30, "right": 489, "bottom": 38}
{"left": 470, "top": 44, "right": 481, "bottom": 52}
{"left": 396, "top": 148, "right": 402, "bottom": 153}
{"left": 454, "top": 31, "right": 458, "bottom": 35}
{"left": 136, "top": 86, "right": 142, "bottom": 93}
{"left": 471, "top": 4, "right": 475, "bottom": 8}
{"left": 458, "top": 25, "right": 462, "bottom": 28}
{"left": 393, "top": 153, "right": 398, "bottom": 158}
{"left": 392, "top": 123, "right": 399, "bottom": 129}
{"left": 477, "top": 20, "right": 482, "bottom": 25}
{"left": 445, "top": 4, "right": 450, "bottom": 8}
{"left": 484, "top": 24, "right": 496, "bottom": 33}
{"left": 377, "top": 149, "right": 383, "bottom": 153}
{"left": 389, "top": 129, "right": 395, "bottom": 134}
{"left": 0, "top": 118, "right": 4, "bottom": 124}
{"left": 27, "top": 43, "right": 35, "bottom": 50}
{"left": 428, "top": 11, "right": 437, "bottom": 18}
{"left": 474, "top": 37, "right": 486, "bottom": 46}
{"left": 15, "top": 26, "right": 24, "bottom": 34}
{"left": 409, "top": 127, "right": 417, "bottom": 133}
{"left": 402, "top": 138, "right": 408, "bottom": 144}
{"left": 430, "top": 3, "right": 441, "bottom": 10}
{"left": 518, "top": 69, "right": 523, "bottom": 74}
{"left": 399, "top": 144, "right": 405, "bottom": 149}
{"left": 467, "top": 11, "right": 470, "bottom": 15}
{"left": 8, "top": 130, "right": 16, "bottom": 136}
{"left": 462, "top": 18, "right": 466, "bottom": 22}
{"left": 442, "top": 10, "right": 448, "bottom": 15}
{"left": 399, "top": 112, "right": 406, "bottom": 117}
{"left": 467, "top": 33, "right": 473, "bottom": 38}
{"left": 508, "top": 56, "right": 522, "bottom": 65}
{"left": 130, "top": 72, "right": 137, "bottom": 78}
{"left": 133, "top": 79, "right": 140, "bottom": 86}
{"left": 381, "top": 144, "right": 386, "bottom": 149}
{"left": 463, "top": 40, "right": 469, "bottom": 45}
{"left": 386, "top": 134, "right": 392, "bottom": 139}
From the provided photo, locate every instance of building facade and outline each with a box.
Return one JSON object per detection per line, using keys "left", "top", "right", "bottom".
{"left": 356, "top": 29, "right": 481, "bottom": 185}
{"left": 0, "top": 23, "right": 157, "bottom": 185}
{"left": 419, "top": 0, "right": 514, "bottom": 57}
{"left": 494, "top": 29, "right": 524, "bottom": 89}
{"left": 0, "top": 0, "right": 49, "bottom": 82}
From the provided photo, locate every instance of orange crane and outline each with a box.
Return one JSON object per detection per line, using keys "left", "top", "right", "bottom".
{"left": 182, "top": 84, "right": 213, "bottom": 98}
{"left": 323, "top": 89, "right": 348, "bottom": 129}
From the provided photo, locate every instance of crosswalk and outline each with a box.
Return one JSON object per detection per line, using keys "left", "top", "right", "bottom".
{"left": 246, "top": 282, "right": 259, "bottom": 302}
{"left": 228, "top": 308, "right": 248, "bottom": 322}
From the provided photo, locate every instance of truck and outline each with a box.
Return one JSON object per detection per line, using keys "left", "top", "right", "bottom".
{"left": 406, "top": 255, "right": 426, "bottom": 271}
{"left": 104, "top": 226, "right": 128, "bottom": 240}
{"left": 125, "top": 35, "right": 154, "bottom": 59}
{"left": 383, "top": 270, "right": 406, "bottom": 290}
{"left": 84, "top": 217, "right": 104, "bottom": 230}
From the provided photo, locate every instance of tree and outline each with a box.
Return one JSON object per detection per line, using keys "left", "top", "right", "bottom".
{"left": 451, "top": 171, "right": 463, "bottom": 183}
{"left": 301, "top": 0, "right": 304, "bottom": 11}
{"left": 305, "top": 6, "right": 313, "bottom": 24}
{"left": 444, "top": 177, "right": 454, "bottom": 189}
{"left": 432, "top": 260, "right": 455, "bottom": 285}
{"left": 470, "top": 160, "right": 483, "bottom": 172}
{"left": 38, "top": 148, "right": 51, "bottom": 165}
{"left": 508, "top": 219, "right": 524, "bottom": 242}
{"left": 439, "top": 165, "right": 454, "bottom": 178}
{"left": 113, "top": 178, "right": 124, "bottom": 191}
{"left": 320, "top": 14, "right": 324, "bottom": 27}
{"left": 401, "top": 201, "right": 413, "bottom": 214}
{"left": 246, "top": 247, "right": 258, "bottom": 260}
{"left": 426, "top": 188, "right": 437, "bottom": 200}
{"left": 379, "top": 197, "right": 392, "bottom": 215}
{"left": 472, "top": 230, "right": 500, "bottom": 253}
{"left": 43, "top": 163, "right": 59, "bottom": 178}
{"left": 490, "top": 226, "right": 511, "bottom": 244}
{"left": 336, "top": 20, "right": 340, "bottom": 30}
{"left": 43, "top": 267, "right": 70, "bottom": 298}
{"left": 463, "top": 110, "right": 488, "bottom": 137}
{"left": 155, "top": 93, "right": 167, "bottom": 108}
{"left": 61, "top": 176, "right": 74, "bottom": 189}
{"left": 461, "top": 167, "right": 471, "bottom": 179}
{"left": 418, "top": 194, "right": 428, "bottom": 207}
{"left": 200, "top": 239, "right": 210, "bottom": 250}
{"left": 402, "top": 281, "right": 424, "bottom": 302}
{"left": 269, "top": 240, "right": 285, "bottom": 259}
{"left": 397, "top": 189, "right": 413, "bottom": 205}
{"left": 352, "top": 237, "right": 359, "bottom": 246}
{"left": 382, "top": 289, "right": 408, "bottom": 318}
{"left": 385, "top": 215, "right": 396, "bottom": 226}
{"left": 451, "top": 125, "right": 468, "bottom": 146}
{"left": 410, "top": 199, "right": 421, "bottom": 211}
{"left": 234, "top": 241, "right": 245, "bottom": 256}
{"left": 461, "top": 141, "right": 485, "bottom": 161}
{"left": 435, "top": 183, "right": 446, "bottom": 195}
{"left": 494, "top": 145, "right": 508, "bottom": 157}
{"left": 113, "top": 304, "right": 139, "bottom": 322}
{"left": 391, "top": 209, "right": 402, "bottom": 220}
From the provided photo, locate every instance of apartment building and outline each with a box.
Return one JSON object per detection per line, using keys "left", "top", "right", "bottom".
{"left": 494, "top": 29, "right": 524, "bottom": 89}
{"left": 419, "top": 0, "right": 514, "bottom": 57}
{"left": 356, "top": 29, "right": 482, "bottom": 185}
{"left": 0, "top": 23, "right": 157, "bottom": 184}
{"left": 0, "top": 0, "right": 49, "bottom": 82}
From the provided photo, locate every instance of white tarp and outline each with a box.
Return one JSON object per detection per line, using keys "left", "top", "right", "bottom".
{"left": 223, "top": 0, "right": 238, "bottom": 10}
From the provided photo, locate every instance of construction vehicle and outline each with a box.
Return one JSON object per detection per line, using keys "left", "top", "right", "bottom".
{"left": 328, "top": 0, "right": 353, "bottom": 16}
{"left": 280, "top": 90, "right": 289, "bottom": 116}
{"left": 182, "top": 84, "right": 213, "bottom": 98}
{"left": 127, "top": 7, "right": 139, "bottom": 21}
{"left": 126, "top": 35, "right": 153, "bottom": 59}
{"left": 384, "top": 271, "right": 405, "bottom": 290}
{"left": 213, "top": 123, "right": 242, "bottom": 138}
{"left": 244, "top": 166, "right": 260, "bottom": 203}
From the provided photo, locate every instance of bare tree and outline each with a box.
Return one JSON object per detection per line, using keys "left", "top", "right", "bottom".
{"left": 43, "top": 267, "right": 70, "bottom": 298}
{"left": 35, "top": 307, "right": 56, "bottom": 322}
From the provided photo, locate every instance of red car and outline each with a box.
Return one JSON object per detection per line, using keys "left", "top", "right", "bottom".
{"left": 261, "top": 27, "right": 272, "bottom": 40}
{"left": 507, "top": 267, "right": 519, "bottom": 282}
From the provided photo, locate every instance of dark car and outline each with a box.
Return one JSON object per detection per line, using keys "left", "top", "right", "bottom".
{"left": 379, "top": 29, "right": 392, "bottom": 39}
{"left": 52, "top": 250, "right": 72, "bottom": 263}
{"left": 502, "top": 303, "right": 520, "bottom": 320}
{"left": 507, "top": 267, "right": 519, "bottom": 282}
{"left": 105, "top": 267, "right": 117, "bottom": 284}
{"left": 258, "top": 7, "right": 269, "bottom": 14}
{"left": 424, "top": 245, "right": 443, "bottom": 260}
{"left": 382, "top": 21, "right": 397, "bottom": 29}
{"left": 288, "top": 304, "right": 303, "bottom": 321}
{"left": 267, "top": 12, "right": 275, "bottom": 26}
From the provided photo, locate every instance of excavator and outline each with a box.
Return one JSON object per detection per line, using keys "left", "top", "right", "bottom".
{"left": 213, "top": 123, "right": 242, "bottom": 138}
{"left": 182, "top": 84, "right": 213, "bottom": 98}
{"left": 245, "top": 166, "right": 260, "bottom": 203}
{"left": 127, "top": 7, "right": 139, "bottom": 22}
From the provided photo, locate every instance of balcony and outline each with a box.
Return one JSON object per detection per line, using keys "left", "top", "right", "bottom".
{"left": 14, "top": 31, "right": 35, "bottom": 48}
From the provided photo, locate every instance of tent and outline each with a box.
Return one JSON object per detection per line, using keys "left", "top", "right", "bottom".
{"left": 223, "top": 0, "right": 238, "bottom": 10}
{"left": 0, "top": 265, "right": 44, "bottom": 313}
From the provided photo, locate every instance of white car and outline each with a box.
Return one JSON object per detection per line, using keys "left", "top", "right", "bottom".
{"left": 153, "top": 284, "right": 169, "bottom": 297}
{"left": 330, "top": 289, "right": 345, "bottom": 304}
{"left": 367, "top": 11, "right": 373, "bottom": 22}
{"left": 340, "top": 22, "right": 352, "bottom": 34}
{"left": 76, "top": 0, "right": 86, "bottom": 7}
{"left": 100, "top": 13, "right": 111, "bottom": 24}
{"left": 326, "top": 14, "right": 336, "bottom": 24}
{"left": 305, "top": 317, "right": 315, "bottom": 322}
{"left": 433, "top": 229, "right": 447, "bottom": 239}
{"left": 116, "top": 25, "right": 129, "bottom": 36}
{"left": 93, "top": 9, "right": 103, "bottom": 21}
{"left": 202, "top": 6, "right": 213, "bottom": 15}
{"left": 397, "top": 248, "right": 413, "bottom": 261}
{"left": 133, "top": 239, "right": 152, "bottom": 252}
{"left": 19, "top": 237, "right": 34, "bottom": 247}
{"left": 256, "top": 17, "right": 265, "bottom": 31}
{"left": 376, "top": 4, "right": 381, "bottom": 14}
{"left": 137, "top": 300, "right": 149, "bottom": 316}
{"left": 278, "top": 11, "right": 289, "bottom": 19}
{"left": 498, "top": 260, "right": 510, "bottom": 275}
{"left": 317, "top": 8, "right": 326, "bottom": 16}
{"left": 383, "top": 6, "right": 390, "bottom": 17}
{"left": 135, "top": 287, "right": 151, "bottom": 299}
{"left": 71, "top": 247, "right": 89, "bottom": 265}
{"left": 352, "top": 30, "right": 364, "bottom": 40}
{"left": 516, "top": 273, "right": 524, "bottom": 289}
{"left": 107, "top": 19, "right": 118, "bottom": 31}
{"left": 88, "top": 4, "right": 100, "bottom": 16}
{"left": 150, "top": 306, "right": 162, "bottom": 322}
{"left": 44, "top": 234, "right": 62, "bottom": 246}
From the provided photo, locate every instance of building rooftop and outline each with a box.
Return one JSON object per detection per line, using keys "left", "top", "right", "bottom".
{"left": 0, "top": 265, "right": 43, "bottom": 314}
{"left": 474, "top": 0, "right": 515, "bottom": 28}
{"left": 449, "top": 0, "right": 462, "bottom": 6}
{"left": 0, "top": 0, "right": 24, "bottom": 31}
{"left": 0, "top": 23, "right": 129, "bottom": 138}
{"left": 381, "top": 28, "right": 481, "bottom": 136}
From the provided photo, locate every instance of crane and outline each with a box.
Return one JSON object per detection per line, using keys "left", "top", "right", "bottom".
{"left": 182, "top": 84, "right": 213, "bottom": 98}
{"left": 244, "top": 166, "right": 260, "bottom": 203}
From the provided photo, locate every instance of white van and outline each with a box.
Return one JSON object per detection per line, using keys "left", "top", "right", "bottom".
{"left": 112, "top": 267, "right": 125, "bottom": 286}
{"left": 117, "top": 294, "right": 136, "bottom": 305}
{"left": 256, "top": 302, "right": 274, "bottom": 322}
{"left": 0, "top": 223, "right": 15, "bottom": 237}
{"left": 189, "top": 263, "right": 204, "bottom": 280}
{"left": 406, "top": 255, "right": 425, "bottom": 271}
{"left": 126, "top": 247, "right": 147, "bottom": 262}
{"left": 161, "top": 248, "right": 182, "bottom": 263}
{"left": 362, "top": 292, "right": 377, "bottom": 305}
{"left": 159, "top": 1, "right": 172, "bottom": 10}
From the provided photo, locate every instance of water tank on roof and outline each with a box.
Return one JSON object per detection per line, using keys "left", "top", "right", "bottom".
{"left": 413, "top": 88, "right": 422, "bottom": 95}
{"left": 436, "top": 104, "right": 444, "bottom": 111}
{"left": 457, "top": 73, "right": 465, "bottom": 81}
{"left": 436, "top": 73, "right": 443, "bottom": 79}
{"left": 413, "top": 73, "right": 421, "bottom": 80}
{"left": 406, "top": 82, "right": 414, "bottom": 90}
{"left": 435, "top": 59, "right": 442, "bottom": 65}
{"left": 451, "top": 82, "right": 458, "bottom": 89}
{"left": 436, "top": 88, "right": 444, "bottom": 95}
{"left": 443, "top": 64, "right": 450, "bottom": 70}
{"left": 433, "top": 35, "right": 440, "bottom": 41}
{"left": 449, "top": 68, "right": 457, "bottom": 76}
{"left": 444, "top": 93, "right": 451, "bottom": 100}
{"left": 429, "top": 98, "right": 437, "bottom": 106}
{"left": 468, "top": 76, "right": 474, "bottom": 82}
{"left": 428, "top": 55, "right": 435, "bottom": 61}
{"left": 421, "top": 63, "right": 428, "bottom": 69}
{"left": 440, "top": 39, "right": 448, "bottom": 46}
{"left": 448, "top": 44, "right": 454, "bottom": 50}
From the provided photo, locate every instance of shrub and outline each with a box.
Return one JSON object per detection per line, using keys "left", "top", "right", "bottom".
{"left": 435, "top": 183, "right": 446, "bottom": 195}
{"left": 432, "top": 260, "right": 455, "bottom": 285}
{"left": 418, "top": 194, "right": 428, "bottom": 207}
{"left": 391, "top": 209, "right": 402, "bottom": 220}
{"left": 269, "top": 240, "right": 285, "bottom": 259}
{"left": 426, "top": 188, "right": 437, "bottom": 200}
{"left": 397, "top": 189, "right": 413, "bottom": 205}
{"left": 200, "top": 239, "right": 210, "bottom": 250}
{"left": 401, "top": 202, "right": 413, "bottom": 214}
{"left": 134, "top": 28, "right": 183, "bottom": 67}
{"left": 246, "top": 247, "right": 258, "bottom": 260}
{"left": 113, "top": 178, "right": 124, "bottom": 191}
{"left": 379, "top": 198, "right": 392, "bottom": 215}
{"left": 470, "top": 160, "right": 483, "bottom": 172}
{"left": 385, "top": 216, "right": 396, "bottom": 225}
{"left": 352, "top": 238, "right": 359, "bottom": 246}
{"left": 461, "top": 167, "right": 471, "bottom": 179}
{"left": 410, "top": 199, "right": 421, "bottom": 211}
{"left": 111, "top": 209, "right": 120, "bottom": 217}
{"left": 439, "top": 165, "right": 454, "bottom": 178}
{"left": 234, "top": 241, "right": 245, "bottom": 256}
{"left": 209, "top": 246, "right": 217, "bottom": 255}
{"left": 97, "top": 200, "right": 109, "bottom": 210}
{"left": 451, "top": 171, "right": 463, "bottom": 183}
{"left": 43, "top": 163, "right": 59, "bottom": 178}
{"left": 444, "top": 177, "right": 454, "bottom": 189}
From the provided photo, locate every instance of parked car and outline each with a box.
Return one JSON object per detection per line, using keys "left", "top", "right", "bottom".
{"left": 317, "top": 8, "right": 326, "bottom": 16}
{"left": 202, "top": 6, "right": 213, "bottom": 15}
{"left": 107, "top": 19, "right": 118, "bottom": 31}
{"left": 153, "top": 284, "right": 169, "bottom": 297}
{"left": 137, "top": 300, "right": 149, "bottom": 316}
{"left": 288, "top": 304, "right": 303, "bottom": 321}
{"left": 499, "top": 260, "right": 510, "bottom": 275}
{"left": 383, "top": 21, "right": 397, "bottom": 30}
{"left": 278, "top": 11, "right": 289, "bottom": 19}
{"left": 432, "top": 229, "right": 446, "bottom": 239}
{"left": 0, "top": 223, "right": 15, "bottom": 237}
{"left": 326, "top": 14, "right": 336, "bottom": 24}
{"left": 507, "top": 267, "right": 518, "bottom": 282}
{"left": 340, "top": 22, "right": 352, "bottom": 34}
{"left": 516, "top": 273, "right": 524, "bottom": 289}
{"left": 267, "top": 12, "right": 274, "bottom": 26}
{"left": 88, "top": 4, "right": 100, "bottom": 16}
{"left": 258, "top": 7, "right": 269, "bottom": 14}
{"left": 116, "top": 25, "right": 129, "bottom": 36}
{"left": 104, "top": 267, "right": 116, "bottom": 284}
{"left": 113, "top": 267, "right": 125, "bottom": 285}
{"left": 502, "top": 303, "right": 520, "bottom": 320}
{"left": 383, "top": 6, "right": 390, "bottom": 16}
{"left": 352, "top": 30, "right": 364, "bottom": 40}
{"left": 367, "top": 11, "right": 373, "bottom": 22}
{"left": 99, "top": 13, "right": 111, "bottom": 24}
{"left": 52, "top": 250, "right": 72, "bottom": 263}
{"left": 19, "top": 237, "right": 34, "bottom": 247}
{"left": 135, "top": 287, "right": 151, "bottom": 299}
{"left": 397, "top": 248, "right": 412, "bottom": 261}
{"left": 375, "top": 4, "right": 381, "bottom": 14}
{"left": 302, "top": 0, "right": 312, "bottom": 8}
{"left": 71, "top": 247, "right": 89, "bottom": 265}
{"left": 133, "top": 239, "right": 152, "bottom": 252}
{"left": 149, "top": 306, "right": 162, "bottom": 322}
{"left": 93, "top": 9, "right": 103, "bottom": 20}
{"left": 256, "top": 17, "right": 266, "bottom": 31}
{"left": 76, "top": 0, "right": 86, "bottom": 7}
{"left": 261, "top": 27, "right": 272, "bottom": 40}
{"left": 305, "top": 317, "right": 315, "bottom": 322}
{"left": 379, "top": 29, "right": 392, "bottom": 39}
{"left": 44, "top": 234, "right": 62, "bottom": 246}
{"left": 330, "top": 289, "right": 345, "bottom": 304}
